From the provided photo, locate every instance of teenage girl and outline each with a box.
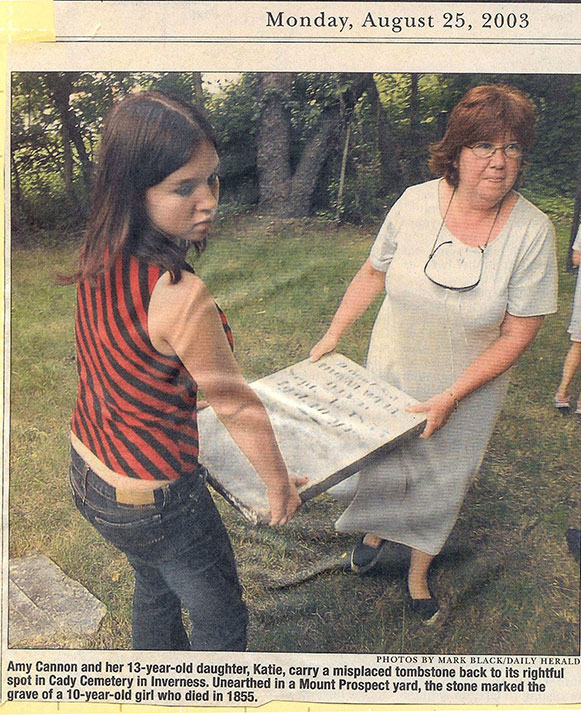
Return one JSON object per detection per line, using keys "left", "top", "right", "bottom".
{"left": 68, "top": 90, "right": 304, "bottom": 651}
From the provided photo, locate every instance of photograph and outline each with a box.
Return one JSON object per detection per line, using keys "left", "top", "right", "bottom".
{"left": 8, "top": 70, "right": 579, "bottom": 660}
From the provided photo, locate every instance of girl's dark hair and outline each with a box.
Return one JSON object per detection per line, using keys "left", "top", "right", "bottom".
{"left": 429, "top": 84, "right": 537, "bottom": 187}
{"left": 73, "top": 90, "right": 216, "bottom": 283}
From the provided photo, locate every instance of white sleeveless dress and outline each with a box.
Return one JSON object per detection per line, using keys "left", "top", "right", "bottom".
{"left": 331, "top": 179, "right": 558, "bottom": 555}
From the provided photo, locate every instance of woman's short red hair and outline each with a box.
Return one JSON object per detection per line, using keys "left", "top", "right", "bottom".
{"left": 429, "top": 84, "right": 537, "bottom": 187}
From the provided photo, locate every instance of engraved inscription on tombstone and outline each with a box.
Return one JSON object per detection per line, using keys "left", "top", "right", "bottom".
{"left": 198, "top": 353, "right": 426, "bottom": 524}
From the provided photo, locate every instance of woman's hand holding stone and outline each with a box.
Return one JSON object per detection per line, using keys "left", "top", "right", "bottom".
{"left": 407, "top": 392, "right": 458, "bottom": 439}
{"left": 309, "top": 332, "right": 339, "bottom": 362}
{"left": 267, "top": 475, "right": 308, "bottom": 526}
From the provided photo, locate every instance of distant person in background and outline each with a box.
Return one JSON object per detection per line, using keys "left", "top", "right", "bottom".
{"left": 67, "top": 91, "right": 304, "bottom": 651}
{"left": 311, "top": 84, "right": 558, "bottom": 625}
{"left": 555, "top": 224, "right": 581, "bottom": 565}
{"left": 554, "top": 223, "right": 581, "bottom": 413}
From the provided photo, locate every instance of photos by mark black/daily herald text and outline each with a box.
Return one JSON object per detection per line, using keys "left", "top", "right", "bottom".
{"left": 3, "top": 0, "right": 580, "bottom": 711}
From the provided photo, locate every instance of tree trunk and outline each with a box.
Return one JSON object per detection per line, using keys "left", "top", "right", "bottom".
{"left": 256, "top": 73, "right": 293, "bottom": 215}
{"left": 335, "top": 122, "right": 351, "bottom": 221}
{"left": 285, "top": 111, "right": 339, "bottom": 217}
{"left": 43, "top": 72, "right": 93, "bottom": 193}
{"left": 61, "top": 121, "right": 76, "bottom": 211}
{"left": 367, "top": 75, "right": 403, "bottom": 193}
{"left": 192, "top": 72, "right": 205, "bottom": 111}
{"left": 436, "top": 111, "right": 448, "bottom": 141}
{"left": 256, "top": 73, "right": 371, "bottom": 218}
{"left": 11, "top": 153, "right": 21, "bottom": 206}
{"left": 405, "top": 73, "right": 425, "bottom": 186}
{"left": 553, "top": 74, "right": 573, "bottom": 109}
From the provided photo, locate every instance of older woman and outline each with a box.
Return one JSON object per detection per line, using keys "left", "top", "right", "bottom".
{"left": 310, "top": 84, "right": 557, "bottom": 624}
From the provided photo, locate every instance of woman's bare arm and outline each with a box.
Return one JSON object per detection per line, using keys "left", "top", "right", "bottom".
{"left": 310, "top": 259, "right": 386, "bottom": 361}
{"left": 149, "top": 272, "right": 304, "bottom": 525}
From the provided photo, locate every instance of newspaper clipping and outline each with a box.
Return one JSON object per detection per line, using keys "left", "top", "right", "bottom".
{"left": 4, "top": 0, "right": 581, "bottom": 711}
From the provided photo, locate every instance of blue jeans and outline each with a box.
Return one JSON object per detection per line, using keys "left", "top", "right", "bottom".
{"left": 69, "top": 448, "right": 248, "bottom": 651}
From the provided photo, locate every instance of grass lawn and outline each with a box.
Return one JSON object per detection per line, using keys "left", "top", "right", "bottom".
{"left": 9, "top": 212, "right": 580, "bottom": 654}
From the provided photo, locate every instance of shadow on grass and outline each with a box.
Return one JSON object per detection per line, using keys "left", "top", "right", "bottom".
{"left": 220, "top": 489, "right": 579, "bottom": 655}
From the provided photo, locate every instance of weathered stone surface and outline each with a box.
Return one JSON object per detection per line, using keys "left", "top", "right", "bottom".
{"left": 199, "top": 353, "right": 426, "bottom": 524}
{"left": 9, "top": 554, "right": 106, "bottom": 648}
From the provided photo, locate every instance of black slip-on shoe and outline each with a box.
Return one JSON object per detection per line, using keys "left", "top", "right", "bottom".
{"left": 350, "top": 537, "right": 386, "bottom": 574}
{"left": 407, "top": 580, "right": 441, "bottom": 626}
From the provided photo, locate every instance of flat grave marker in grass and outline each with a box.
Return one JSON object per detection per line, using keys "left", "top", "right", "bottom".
{"left": 199, "top": 353, "right": 426, "bottom": 524}
{"left": 9, "top": 554, "right": 106, "bottom": 648}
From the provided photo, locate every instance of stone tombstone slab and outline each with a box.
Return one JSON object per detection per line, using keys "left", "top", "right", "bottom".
{"left": 198, "top": 353, "right": 426, "bottom": 524}
{"left": 9, "top": 554, "right": 106, "bottom": 648}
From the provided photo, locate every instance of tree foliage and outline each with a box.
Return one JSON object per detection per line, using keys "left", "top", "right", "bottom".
{"left": 10, "top": 71, "right": 581, "bottom": 234}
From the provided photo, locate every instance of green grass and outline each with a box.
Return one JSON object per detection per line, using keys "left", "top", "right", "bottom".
{"left": 9, "top": 214, "right": 580, "bottom": 653}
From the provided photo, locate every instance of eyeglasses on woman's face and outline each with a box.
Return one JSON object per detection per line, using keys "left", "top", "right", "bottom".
{"left": 466, "top": 142, "right": 523, "bottom": 160}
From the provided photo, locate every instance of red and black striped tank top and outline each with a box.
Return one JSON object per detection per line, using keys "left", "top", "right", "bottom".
{"left": 71, "top": 251, "right": 233, "bottom": 481}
